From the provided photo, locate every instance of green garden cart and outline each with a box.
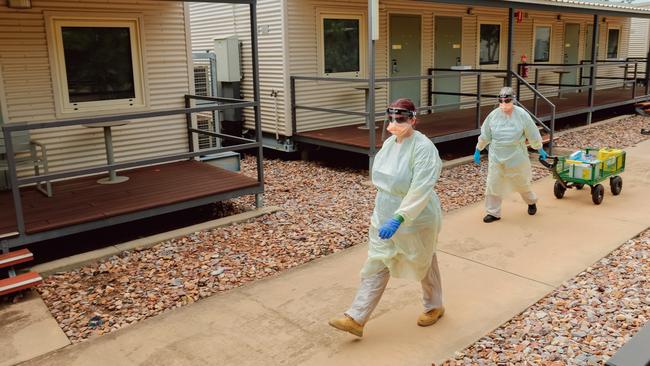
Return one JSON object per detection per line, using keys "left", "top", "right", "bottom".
{"left": 539, "top": 147, "right": 626, "bottom": 205}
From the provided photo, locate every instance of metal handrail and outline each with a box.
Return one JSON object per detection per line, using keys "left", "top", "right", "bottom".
{"left": 511, "top": 71, "right": 555, "bottom": 154}
{"left": 291, "top": 75, "right": 369, "bottom": 83}
{"left": 2, "top": 101, "right": 256, "bottom": 132}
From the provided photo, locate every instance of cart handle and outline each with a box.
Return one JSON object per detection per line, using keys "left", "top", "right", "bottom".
{"left": 538, "top": 155, "right": 557, "bottom": 169}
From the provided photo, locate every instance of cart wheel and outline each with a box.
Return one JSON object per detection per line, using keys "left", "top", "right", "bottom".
{"left": 610, "top": 176, "right": 623, "bottom": 196}
{"left": 574, "top": 183, "right": 584, "bottom": 190}
{"left": 591, "top": 184, "right": 605, "bottom": 205}
{"left": 554, "top": 180, "right": 566, "bottom": 199}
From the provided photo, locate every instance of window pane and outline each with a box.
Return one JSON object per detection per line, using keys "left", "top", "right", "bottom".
{"left": 534, "top": 26, "right": 551, "bottom": 62}
{"left": 323, "top": 19, "right": 360, "bottom": 74}
{"left": 480, "top": 24, "right": 500, "bottom": 65}
{"left": 62, "top": 26, "right": 135, "bottom": 103}
{"left": 607, "top": 29, "right": 619, "bottom": 59}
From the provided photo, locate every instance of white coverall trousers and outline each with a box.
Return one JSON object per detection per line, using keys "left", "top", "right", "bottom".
{"left": 345, "top": 254, "right": 442, "bottom": 325}
{"left": 486, "top": 191, "right": 537, "bottom": 218}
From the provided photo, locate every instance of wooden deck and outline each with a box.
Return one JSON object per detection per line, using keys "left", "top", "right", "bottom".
{"left": 0, "top": 161, "right": 259, "bottom": 237}
{"left": 295, "top": 86, "right": 643, "bottom": 150}
{"left": 521, "top": 85, "right": 643, "bottom": 117}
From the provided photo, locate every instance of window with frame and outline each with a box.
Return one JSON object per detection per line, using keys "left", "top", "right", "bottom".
{"left": 534, "top": 26, "right": 551, "bottom": 62}
{"left": 607, "top": 28, "right": 620, "bottom": 59}
{"left": 479, "top": 23, "right": 501, "bottom": 66}
{"left": 48, "top": 16, "right": 146, "bottom": 114}
{"left": 320, "top": 14, "right": 363, "bottom": 77}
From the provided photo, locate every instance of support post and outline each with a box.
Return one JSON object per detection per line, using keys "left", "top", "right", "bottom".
{"left": 534, "top": 69, "right": 539, "bottom": 116}
{"left": 506, "top": 8, "right": 514, "bottom": 87}
{"left": 587, "top": 14, "right": 599, "bottom": 125}
{"left": 368, "top": 0, "right": 377, "bottom": 173}
{"left": 290, "top": 76, "right": 297, "bottom": 135}
{"left": 427, "top": 69, "right": 433, "bottom": 114}
{"left": 250, "top": 2, "right": 265, "bottom": 208}
{"left": 476, "top": 73, "right": 482, "bottom": 129}
{"left": 185, "top": 95, "right": 194, "bottom": 155}
{"left": 633, "top": 63, "right": 638, "bottom": 99}
{"left": 646, "top": 49, "right": 650, "bottom": 95}
{"left": 3, "top": 128, "right": 25, "bottom": 236}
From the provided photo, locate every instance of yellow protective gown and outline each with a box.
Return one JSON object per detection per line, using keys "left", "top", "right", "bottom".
{"left": 477, "top": 105, "right": 543, "bottom": 197}
{"left": 361, "top": 130, "right": 442, "bottom": 281}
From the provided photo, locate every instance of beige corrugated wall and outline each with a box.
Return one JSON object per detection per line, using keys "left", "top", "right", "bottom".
{"left": 189, "top": 0, "right": 287, "bottom": 136}
{"left": 0, "top": 0, "right": 192, "bottom": 174}
{"left": 628, "top": 17, "right": 650, "bottom": 58}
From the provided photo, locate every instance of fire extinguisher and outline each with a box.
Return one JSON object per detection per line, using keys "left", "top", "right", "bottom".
{"left": 520, "top": 54, "right": 529, "bottom": 78}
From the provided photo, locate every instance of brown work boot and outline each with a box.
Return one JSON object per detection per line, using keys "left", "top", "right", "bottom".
{"left": 417, "top": 307, "right": 445, "bottom": 327}
{"left": 328, "top": 314, "right": 364, "bottom": 337}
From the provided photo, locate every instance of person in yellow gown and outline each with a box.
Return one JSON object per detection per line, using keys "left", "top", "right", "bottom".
{"left": 473, "top": 87, "right": 546, "bottom": 223}
{"left": 328, "top": 98, "right": 444, "bottom": 337}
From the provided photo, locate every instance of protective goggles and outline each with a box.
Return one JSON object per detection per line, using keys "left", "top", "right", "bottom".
{"left": 497, "top": 95, "right": 514, "bottom": 104}
{"left": 386, "top": 108, "right": 416, "bottom": 123}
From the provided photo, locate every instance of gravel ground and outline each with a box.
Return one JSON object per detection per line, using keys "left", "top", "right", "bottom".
{"left": 440, "top": 229, "right": 649, "bottom": 366}
{"left": 554, "top": 114, "right": 650, "bottom": 150}
{"left": 36, "top": 114, "right": 650, "bottom": 344}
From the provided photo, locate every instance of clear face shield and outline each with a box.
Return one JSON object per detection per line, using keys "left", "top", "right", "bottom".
{"left": 385, "top": 108, "right": 416, "bottom": 124}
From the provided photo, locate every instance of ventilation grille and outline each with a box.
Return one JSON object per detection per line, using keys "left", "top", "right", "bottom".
{"left": 194, "top": 66, "right": 210, "bottom": 97}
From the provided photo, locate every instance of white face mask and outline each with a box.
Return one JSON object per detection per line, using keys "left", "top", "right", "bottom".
{"left": 499, "top": 102, "right": 514, "bottom": 114}
{"left": 387, "top": 120, "right": 413, "bottom": 137}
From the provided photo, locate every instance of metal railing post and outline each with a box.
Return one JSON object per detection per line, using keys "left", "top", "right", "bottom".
{"left": 427, "top": 69, "right": 433, "bottom": 114}
{"left": 516, "top": 64, "right": 521, "bottom": 100}
{"left": 476, "top": 73, "right": 482, "bottom": 129}
{"left": 579, "top": 62, "right": 584, "bottom": 92}
{"left": 646, "top": 51, "right": 650, "bottom": 95}
{"left": 533, "top": 69, "right": 539, "bottom": 116}
{"left": 184, "top": 95, "right": 194, "bottom": 155}
{"left": 633, "top": 63, "right": 638, "bottom": 99}
{"left": 2, "top": 128, "right": 26, "bottom": 235}
{"left": 290, "top": 76, "right": 297, "bottom": 135}
{"left": 549, "top": 107, "right": 555, "bottom": 156}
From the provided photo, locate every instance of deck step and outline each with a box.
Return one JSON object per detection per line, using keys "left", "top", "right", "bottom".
{"left": 0, "top": 249, "right": 34, "bottom": 269}
{"left": 0, "top": 271, "right": 42, "bottom": 296}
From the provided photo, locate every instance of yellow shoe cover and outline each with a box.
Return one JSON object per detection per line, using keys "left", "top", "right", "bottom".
{"left": 328, "top": 314, "right": 364, "bottom": 337}
{"left": 417, "top": 307, "right": 445, "bottom": 327}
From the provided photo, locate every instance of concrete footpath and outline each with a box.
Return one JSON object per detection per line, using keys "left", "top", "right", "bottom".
{"left": 20, "top": 140, "right": 650, "bottom": 366}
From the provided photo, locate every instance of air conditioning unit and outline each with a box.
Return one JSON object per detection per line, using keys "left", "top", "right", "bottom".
{"left": 193, "top": 66, "right": 210, "bottom": 97}
{"left": 197, "top": 115, "right": 217, "bottom": 150}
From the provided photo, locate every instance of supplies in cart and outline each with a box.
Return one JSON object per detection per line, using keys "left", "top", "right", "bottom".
{"left": 597, "top": 148, "right": 624, "bottom": 172}
{"left": 563, "top": 148, "right": 624, "bottom": 180}
{"left": 565, "top": 149, "right": 601, "bottom": 180}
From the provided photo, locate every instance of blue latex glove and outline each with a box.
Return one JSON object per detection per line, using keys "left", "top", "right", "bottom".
{"left": 473, "top": 149, "right": 481, "bottom": 165}
{"left": 378, "top": 218, "right": 402, "bottom": 240}
{"left": 538, "top": 148, "right": 548, "bottom": 160}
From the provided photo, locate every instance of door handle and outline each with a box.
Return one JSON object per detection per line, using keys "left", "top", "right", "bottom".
{"left": 456, "top": 56, "right": 461, "bottom": 66}
{"left": 392, "top": 59, "right": 399, "bottom": 73}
